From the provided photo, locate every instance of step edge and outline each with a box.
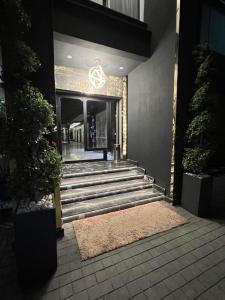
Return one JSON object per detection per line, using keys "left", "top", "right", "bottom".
{"left": 126, "top": 159, "right": 138, "bottom": 166}
{"left": 63, "top": 166, "right": 138, "bottom": 178}
{"left": 61, "top": 183, "right": 153, "bottom": 204}
{"left": 62, "top": 192, "right": 163, "bottom": 216}
{"left": 60, "top": 174, "right": 145, "bottom": 190}
{"left": 60, "top": 179, "right": 149, "bottom": 198}
{"left": 61, "top": 169, "right": 141, "bottom": 184}
{"left": 62, "top": 195, "right": 164, "bottom": 223}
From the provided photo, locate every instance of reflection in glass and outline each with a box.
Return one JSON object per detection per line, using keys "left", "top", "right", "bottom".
{"left": 87, "top": 100, "right": 107, "bottom": 149}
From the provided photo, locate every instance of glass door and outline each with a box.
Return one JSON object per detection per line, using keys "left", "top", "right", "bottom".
{"left": 84, "top": 99, "right": 110, "bottom": 151}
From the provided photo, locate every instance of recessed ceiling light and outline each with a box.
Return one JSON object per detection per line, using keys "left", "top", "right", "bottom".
{"left": 67, "top": 55, "right": 72, "bottom": 59}
{"left": 119, "top": 66, "right": 124, "bottom": 70}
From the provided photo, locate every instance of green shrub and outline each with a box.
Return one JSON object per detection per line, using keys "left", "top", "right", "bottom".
{"left": 183, "top": 148, "right": 212, "bottom": 174}
{"left": 1, "top": 0, "right": 62, "bottom": 202}
{"left": 182, "top": 43, "right": 216, "bottom": 174}
{"left": 7, "top": 83, "right": 54, "bottom": 150}
{"left": 186, "top": 110, "right": 212, "bottom": 142}
{"left": 190, "top": 82, "right": 210, "bottom": 112}
{"left": 195, "top": 54, "right": 215, "bottom": 85}
{"left": 10, "top": 140, "right": 62, "bottom": 201}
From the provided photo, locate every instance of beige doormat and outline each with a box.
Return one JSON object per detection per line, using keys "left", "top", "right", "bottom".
{"left": 73, "top": 201, "right": 188, "bottom": 260}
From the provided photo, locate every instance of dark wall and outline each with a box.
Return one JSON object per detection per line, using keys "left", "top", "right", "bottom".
{"left": 127, "top": 0, "right": 176, "bottom": 194}
{"left": 23, "top": 0, "right": 56, "bottom": 107}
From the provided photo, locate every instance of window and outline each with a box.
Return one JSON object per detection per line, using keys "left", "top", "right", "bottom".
{"left": 109, "top": 0, "right": 140, "bottom": 20}
{"left": 201, "top": 3, "right": 225, "bottom": 56}
{"left": 89, "top": 0, "right": 145, "bottom": 21}
{"left": 90, "top": 0, "right": 104, "bottom": 5}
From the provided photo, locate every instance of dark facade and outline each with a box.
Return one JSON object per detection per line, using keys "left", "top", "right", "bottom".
{"left": 128, "top": 0, "right": 176, "bottom": 194}
{"left": 2, "top": 0, "right": 225, "bottom": 202}
{"left": 23, "top": 0, "right": 56, "bottom": 106}
{"left": 53, "top": 0, "right": 151, "bottom": 57}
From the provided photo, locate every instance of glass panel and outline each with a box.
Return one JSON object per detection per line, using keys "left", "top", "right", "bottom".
{"left": 111, "top": 101, "right": 117, "bottom": 147}
{"left": 61, "top": 98, "right": 105, "bottom": 161}
{"left": 86, "top": 100, "right": 107, "bottom": 149}
{"left": 89, "top": 0, "right": 103, "bottom": 5}
{"left": 110, "top": 0, "right": 139, "bottom": 19}
{"left": 201, "top": 3, "right": 225, "bottom": 56}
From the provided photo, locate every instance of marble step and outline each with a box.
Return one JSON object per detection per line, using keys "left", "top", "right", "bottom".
{"left": 62, "top": 188, "right": 163, "bottom": 222}
{"left": 63, "top": 161, "right": 138, "bottom": 176}
{"left": 63, "top": 166, "right": 139, "bottom": 179}
{"left": 62, "top": 192, "right": 164, "bottom": 223}
{"left": 60, "top": 169, "right": 145, "bottom": 190}
{"left": 61, "top": 179, "right": 153, "bottom": 204}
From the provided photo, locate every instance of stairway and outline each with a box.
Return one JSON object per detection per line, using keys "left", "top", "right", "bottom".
{"left": 60, "top": 161, "right": 165, "bottom": 223}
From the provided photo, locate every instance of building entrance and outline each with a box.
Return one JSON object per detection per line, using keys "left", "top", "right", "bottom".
{"left": 57, "top": 93, "right": 119, "bottom": 162}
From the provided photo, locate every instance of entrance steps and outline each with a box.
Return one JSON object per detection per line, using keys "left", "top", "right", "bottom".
{"left": 60, "top": 161, "right": 165, "bottom": 223}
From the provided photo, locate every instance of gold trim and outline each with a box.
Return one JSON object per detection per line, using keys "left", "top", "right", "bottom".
{"left": 170, "top": 0, "right": 180, "bottom": 198}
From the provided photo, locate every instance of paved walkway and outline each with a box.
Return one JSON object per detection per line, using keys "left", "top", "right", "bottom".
{"left": 1, "top": 204, "right": 225, "bottom": 299}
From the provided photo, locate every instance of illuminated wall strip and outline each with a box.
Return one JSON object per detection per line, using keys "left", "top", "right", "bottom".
{"left": 170, "top": 0, "right": 180, "bottom": 198}
{"left": 122, "top": 77, "right": 127, "bottom": 158}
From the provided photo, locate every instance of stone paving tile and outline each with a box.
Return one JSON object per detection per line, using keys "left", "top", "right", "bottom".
{"left": 59, "top": 283, "right": 73, "bottom": 299}
{"left": 1, "top": 209, "right": 225, "bottom": 300}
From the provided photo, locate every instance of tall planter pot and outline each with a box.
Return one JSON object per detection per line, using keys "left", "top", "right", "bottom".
{"left": 15, "top": 206, "right": 57, "bottom": 285}
{"left": 211, "top": 173, "right": 225, "bottom": 218}
{"left": 181, "top": 173, "right": 212, "bottom": 217}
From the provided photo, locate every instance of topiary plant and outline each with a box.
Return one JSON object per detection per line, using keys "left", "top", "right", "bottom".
{"left": 183, "top": 43, "right": 217, "bottom": 174}
{"left": 0, "top": 0, "right": 62, "bottom": 204}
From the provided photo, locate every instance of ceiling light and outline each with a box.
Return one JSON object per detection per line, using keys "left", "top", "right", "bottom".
{"left": 119, "top": 66, "right": 124, "bottom": 70}
{"left": 67, "top": 55, "right": 72, "bottom": 59}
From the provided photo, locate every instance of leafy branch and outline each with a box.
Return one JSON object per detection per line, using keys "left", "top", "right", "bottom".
{"left": 0, "top": 0, "right": 62, "bottom": 202}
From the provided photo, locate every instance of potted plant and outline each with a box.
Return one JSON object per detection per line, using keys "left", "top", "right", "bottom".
{"left": 181, "top": 43, "right": 225, "bottom": 217}
{"left": 1, "top": 0, "right": 62, "bottom": 284}
{"left": 181, "top": 43, "right": 215, "bottom": 217}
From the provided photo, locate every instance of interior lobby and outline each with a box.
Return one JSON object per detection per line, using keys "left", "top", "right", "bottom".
{"left": 53, "top": 32, "right": 147, "bottom": 162}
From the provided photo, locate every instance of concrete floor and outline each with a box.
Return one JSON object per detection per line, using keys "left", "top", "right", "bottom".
{"left": 1, "top": 205, "right": 225, "bottom": 300}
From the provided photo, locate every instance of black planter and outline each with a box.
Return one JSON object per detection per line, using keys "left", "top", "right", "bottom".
{"left": 211, "top": 174, "right": 225, "bottom": 218}
{"left": 15, "top": 207, "right": 57, "bottom": 285}
{"left": 181, "top": 173, "right": 212, "bottom": 217}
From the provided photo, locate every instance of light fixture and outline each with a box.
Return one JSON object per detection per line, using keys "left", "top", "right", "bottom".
{"left": 119, "top": 66, "right": 124, "bottom": 70}
{"left": 70, "top": 122, "right": 81, "bottom": 129}
{"left": 88, "top": 59, "right": 106, "bottom": 89}
{"left": 67, "top": 55, "right": 72, "bottom": 59}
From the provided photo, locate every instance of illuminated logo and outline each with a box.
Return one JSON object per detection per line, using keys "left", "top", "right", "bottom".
{"left": 88, "top": 65, "right": 106, "bottom": 89}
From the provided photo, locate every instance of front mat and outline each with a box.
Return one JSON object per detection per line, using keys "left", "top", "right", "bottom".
{"left": 73, "top": 201, "right": 188, "bottom": 260}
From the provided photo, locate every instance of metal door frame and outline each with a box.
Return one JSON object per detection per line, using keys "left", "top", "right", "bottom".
{"left": 83, "top": 98, "right": 110, "bottom": 151}
{"left": 56, "top": 89, "right": 120, "bottom": 162}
